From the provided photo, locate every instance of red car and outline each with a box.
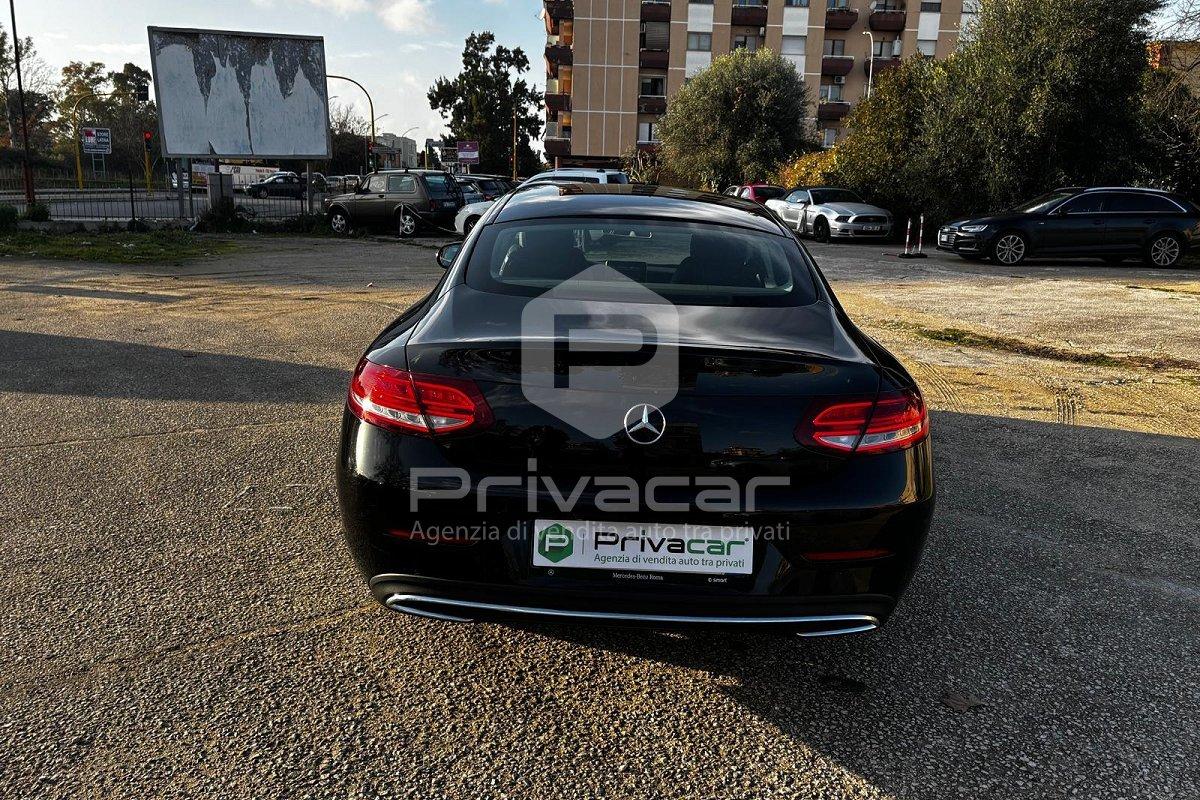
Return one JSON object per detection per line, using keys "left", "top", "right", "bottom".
{"left": 723, "top": 183, "right": 788, "bottom": 204}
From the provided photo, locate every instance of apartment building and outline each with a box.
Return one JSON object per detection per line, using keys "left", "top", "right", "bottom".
{"left": 541, "top": 0, "right": 977, "bottom": 166}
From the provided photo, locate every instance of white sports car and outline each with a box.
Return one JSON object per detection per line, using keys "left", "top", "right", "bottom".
{"left": 765, "top": 187, "right": 893, "bottom": 242}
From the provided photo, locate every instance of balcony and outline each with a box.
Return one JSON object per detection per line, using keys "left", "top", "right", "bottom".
{"left": 544, "top": 1, "right": 572, "bottom": 21}
{"left": 546, "top": 34, "right": 573, "bottom": 65}
{"left": 731, "top": 3, "right": 768, "bottom": 27}
{"left": 817, "top": 101, "right": 851, "bottom": 121}
{"left": 639, "top": 49, "right": 669, "bottom": 69}
{"left": 545, "top": 79, "right": 571, "bottom": 112}
{"left": 865, "top": 57, "right": 902, "bottom": 76}
{"left": 825, "top": 8, "right": 859, "bottom": 30}
{"left": 640, "top": 0, "right": 671, "bottom": 23}
{"left": 545, "top": 121, "right": 571, "bottom": 158}
{"left": 638, "top": 95, "right": 667, "bottom": 114}
{"left": 869, "top": 9, "right": 907, "bottom": 32}
{"left": 821, "top": 55, "right": 855, "bottom": 76}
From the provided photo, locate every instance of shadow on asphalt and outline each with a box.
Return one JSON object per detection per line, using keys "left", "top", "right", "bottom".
{"left": 3, "top": 284, "right": 184, "bottom": 304}
{"left": 517, "top": 410, "right": 1199, "bottom": 797}
{"left": 0, "top": 330, "right": 348, "bottom": 403}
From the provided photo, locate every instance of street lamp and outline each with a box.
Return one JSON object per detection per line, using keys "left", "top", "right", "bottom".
{"left": 399, "top": 126, "right": 418, "bottom": 167}
{"left": 862, "top": 30, "right": 875, "bottom": 99}
{"left": 327, "top": 74, "right": 375, "bottom": 169}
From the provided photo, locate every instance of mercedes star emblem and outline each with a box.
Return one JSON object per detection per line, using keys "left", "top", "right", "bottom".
{"left": 623, "top": 404, "right": 666, "bottom": 445}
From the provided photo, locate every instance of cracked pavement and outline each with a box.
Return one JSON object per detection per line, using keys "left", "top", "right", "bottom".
{"left": 0, "top": 236, "right": 1196, "bottom": 799}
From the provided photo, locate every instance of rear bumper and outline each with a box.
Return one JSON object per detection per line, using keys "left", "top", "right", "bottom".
{"left": 337, "top": 413, "right": 935, "bottom": 634}
{"left": 370, "top": 574, "right": 890, "bottom": 635}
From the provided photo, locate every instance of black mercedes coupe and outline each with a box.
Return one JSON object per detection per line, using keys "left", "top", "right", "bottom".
{"left": 337, "top": 184, "right": 935, "bottom": 637}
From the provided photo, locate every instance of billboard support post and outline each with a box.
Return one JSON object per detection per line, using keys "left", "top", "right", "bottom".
{"left": 176, "top": 160, "right": 185, "bottom": 218}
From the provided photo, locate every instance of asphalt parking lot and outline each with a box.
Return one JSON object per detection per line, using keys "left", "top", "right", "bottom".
{"left": 1, "top": 236, "right": 1196, "bottom": 799}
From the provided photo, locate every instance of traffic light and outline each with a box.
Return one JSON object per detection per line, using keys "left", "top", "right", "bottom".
{"left": 143, "top": 131, "right": 152, "bottom": 153}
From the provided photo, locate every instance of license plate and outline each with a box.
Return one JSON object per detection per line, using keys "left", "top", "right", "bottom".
{"left": 442, "top": 200, "right": 456, "bottom": 208}
{"left": 532, "top": 519, "right": 754, "bottom": 575}
{"left": 863, "top": 225, "right": 881, "bottom": 232}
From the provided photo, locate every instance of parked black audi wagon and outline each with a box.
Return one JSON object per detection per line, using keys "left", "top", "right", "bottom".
{"left": 938, "top": 186, "right": 1199, "bottom": 267}
{"left": 337, "top": 184, "right": 935, "bottom": 637}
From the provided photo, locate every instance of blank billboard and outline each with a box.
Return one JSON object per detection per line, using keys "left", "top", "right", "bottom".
{"left": 148, "top": 27, "right": 331, "bottom": 159}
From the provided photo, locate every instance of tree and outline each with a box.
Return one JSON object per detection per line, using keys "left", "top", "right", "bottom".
{"left": 832, "top": 0, "right": 1162, "bottom": 221}
{"left": 427, "top": 32, "right": 543, "bottom": 176}
{"left": 657, "top": 48, "right": 813, "bottom": 191}
{"left": 0, "top": 25, "right": 54, "bottom": 154}
{"left": 51, "top": 61, "right": 157, "bottom": 177}
{"left": 328, "top": 101, "right": 369, "bottom": 174}
{"left": 1140, "top": 69, "right": 1200, "bottom": 200}
{"left": 825, "top": 56, "right": 940, "bottom": 220}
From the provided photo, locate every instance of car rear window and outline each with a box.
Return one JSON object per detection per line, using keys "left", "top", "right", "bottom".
{"left": 464, "top": 218, "right": 817, "bottom": 307}
{"left": 422, "top": 174, "right": 458, "bottom": 198}
{"left": 1107, "top": 193, "right": 1182, "bottom": 213}
{"left": 757, "top": 186, "right": 787, "bottom": 200}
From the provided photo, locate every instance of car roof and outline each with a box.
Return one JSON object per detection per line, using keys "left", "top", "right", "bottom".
{"left": 533, "top": 168, "right": 625, "bottom": 176}
{"left": 493, "top": 183, "right": 788, "bottom": 235}
{"left": 1074, "top": 185, "right": 1174, "bottom": 195}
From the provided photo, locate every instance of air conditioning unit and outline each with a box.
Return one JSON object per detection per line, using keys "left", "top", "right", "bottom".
{"left": 833, "top": 76, "right": 846, "bottom": 85}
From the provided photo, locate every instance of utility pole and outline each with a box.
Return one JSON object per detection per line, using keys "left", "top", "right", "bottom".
{"left": 9, "top": 0, "right": 36, "bottom": 205}
{"left": 512, "top": 101, "right": 518, "bottom": 182}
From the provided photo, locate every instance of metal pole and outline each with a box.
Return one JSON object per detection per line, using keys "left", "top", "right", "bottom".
{"left": 917, "top": 213, "right": 925, "bottom": 254}
{"left": 176, "top": 159, "right": 185, "bottom": 218}
{"left": 862, "top": 30, "right": 875, "bottom": 99}
{"left": 9, "top": 0, "right": 36, "bottom": 205}
{"left": 305, "top": 161, "right": 312, "bottom": 215}
{"left": 127, "top": 171, "right": 136, "bottom": 226}
{"left": 512, "top": 97, "right": 518, "bottom": 182}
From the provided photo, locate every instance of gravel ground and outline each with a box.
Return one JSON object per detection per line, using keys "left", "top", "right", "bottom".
{"left": 0, "top": 236, "right": 1196, "bottom": 799}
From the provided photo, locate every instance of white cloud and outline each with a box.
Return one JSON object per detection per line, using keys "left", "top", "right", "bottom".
{"left": 376, "top": 0, "right": 439, "bottom": 34}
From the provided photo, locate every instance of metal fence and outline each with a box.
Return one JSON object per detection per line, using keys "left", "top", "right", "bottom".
{"left": 0, "top": 169, "right": 328, "bottom": 225}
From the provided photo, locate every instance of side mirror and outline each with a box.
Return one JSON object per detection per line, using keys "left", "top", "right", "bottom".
{"left": 436, "top": 242, "right": 462, "bottom": 269}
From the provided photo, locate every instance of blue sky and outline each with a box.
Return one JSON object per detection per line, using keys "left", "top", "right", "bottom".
{"left": 16, "top": 0, "right": 547, "bottom": 147}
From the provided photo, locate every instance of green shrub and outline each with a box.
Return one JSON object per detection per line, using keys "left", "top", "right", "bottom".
{"left": 0, "top": 204, "right": 18, "bottom": 231}
{"left": 193, "top": 197, "right": 249, "bottom": 233}
{"left": 22, "top": 202, "right": 50, "bottom": 222}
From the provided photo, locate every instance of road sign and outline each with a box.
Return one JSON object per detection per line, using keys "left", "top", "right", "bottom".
{"left": 81, "top": 128, "right": 112, "bottom": 155}
{"left": 457, "top": 140, "right": 480, "bottom": 164}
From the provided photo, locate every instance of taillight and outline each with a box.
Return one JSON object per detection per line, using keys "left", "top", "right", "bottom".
{"left": 796, "top": 389, "right": 928, "bottom": 454}
{"left": 347, "top": 359, "right": 493, "bottom": 435}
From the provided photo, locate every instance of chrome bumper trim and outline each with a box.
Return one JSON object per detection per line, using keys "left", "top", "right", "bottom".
{"left": 382, "top": 593, "right": 880, "bottom": 637}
